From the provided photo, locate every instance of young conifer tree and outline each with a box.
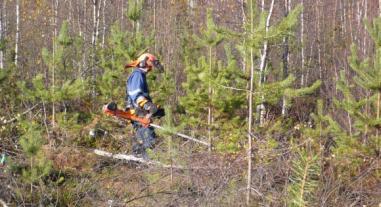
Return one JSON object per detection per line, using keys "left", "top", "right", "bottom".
{"left": 188, "top": 9, "right": 224, "bottom": 150}
{"left": 98, "top": 0, "right": 155, "bottom": 105}
{"left": 333, "top": 17, "right": 381, "bottom": 170}
{"left": 19, "top": 121, "right": 51, "bottom": 195}
{"left": 18, "top": 21, "right": 87, "bottom": 130}
{"left": 235, "top": 2, "right": 319, "bottom": 204}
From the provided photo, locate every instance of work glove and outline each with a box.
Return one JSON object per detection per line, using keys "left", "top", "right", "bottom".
{"left": 153, "top": 108, "right": 165, "bottom": 119}
{"left": 143, "top": 101, "right": 158, "bottom": 115}
{"left": 106, "top": 102, "right": 118, "bottom": 111}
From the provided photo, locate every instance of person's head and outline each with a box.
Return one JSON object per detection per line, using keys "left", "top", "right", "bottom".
{"left": 125, "top": 53, "right": 164, "bottom": 73}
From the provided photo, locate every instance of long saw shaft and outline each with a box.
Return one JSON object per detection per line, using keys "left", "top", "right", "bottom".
{"left": 149, "top": 123, "right": 209, "bottom": 146}
{"left": 103, "top": 104, "right": 209, "bottom": 147}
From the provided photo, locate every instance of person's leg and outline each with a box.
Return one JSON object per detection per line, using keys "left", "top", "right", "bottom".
{"left": 132, "top": 122, "right": 144, "bottom": 156}
{"left": 135, "top": 126, "right": 156, "bottom": 159}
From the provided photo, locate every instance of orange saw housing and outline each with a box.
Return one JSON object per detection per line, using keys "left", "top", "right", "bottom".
{"left": 102, "top": 105, "right": 151, "bottom": 127}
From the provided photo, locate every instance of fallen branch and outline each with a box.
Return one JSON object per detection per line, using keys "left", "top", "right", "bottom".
{"left": 0, "top": 104, "right": 39, "bottom": 125}
{"left": 93, "top": 149, "right": 186, "bottom": 169}
{"left": 0, "top": 199, "right": 8, "bottom": 207}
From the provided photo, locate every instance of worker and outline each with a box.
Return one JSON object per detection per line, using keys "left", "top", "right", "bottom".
{"left": 124, "top": 53, "right": 164, "bottom": 159}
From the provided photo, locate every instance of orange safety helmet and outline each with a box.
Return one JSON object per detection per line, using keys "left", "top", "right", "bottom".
{"left": 125, "top": 53, "right": 163, "bottom": 72}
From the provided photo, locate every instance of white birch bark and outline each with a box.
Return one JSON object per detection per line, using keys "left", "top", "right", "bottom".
{"left": 300, "top": 0, "right": 305, "bottom": 86}
{"left": 246, "top": 0, "right": 254, "bottom": 204}
{"left": 91, "top": 0, "right": 100, "bottom": 97}
{"left": 52, "top": 0, "right": 58, "bottom": 128}
{"left": 208, "top": 46, "right": 212, "bottom": 152}
{"left": 282, "top": 0, "right": 291, "bottom": 117}
{"left": 316, "top": 0, "right": 322, "bottom": 79}
{"left": 2, "top": 0, "right": 6, "bottom": 36}
{"left": 101, "top": 0, "right": 106, "bottom": 48}
{"left": 15, "top": 0, "right": 20, "bottom": 66}
{"left": 0, "top": 4, "right": 3, "bottom": 69}
{"left": 257, "top": 0, "right": 275, "bottom": 126}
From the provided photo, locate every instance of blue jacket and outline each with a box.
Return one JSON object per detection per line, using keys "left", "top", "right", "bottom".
{"left": 126, "top": 68, "right": 151, "bottom": 107}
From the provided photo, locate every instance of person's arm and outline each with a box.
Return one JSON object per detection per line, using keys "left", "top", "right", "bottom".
{"left": 127, "top": 72, "right": 147, "bottom": 105}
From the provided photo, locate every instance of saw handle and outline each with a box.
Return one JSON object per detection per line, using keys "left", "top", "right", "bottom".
{"left": 103, "top": 104, "right": 151, "bottom": 127}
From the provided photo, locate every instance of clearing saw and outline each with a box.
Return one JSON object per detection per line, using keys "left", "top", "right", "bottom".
{"left": 102, "top": 102, "right": 209, "bottom": 146}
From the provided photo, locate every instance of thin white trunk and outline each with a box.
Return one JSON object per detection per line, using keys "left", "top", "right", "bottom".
{"left": 343, "top": 0, "right": 346, "bottom": 36}
{"left": 69, "top": 0, "right": 73, "bottom": 26}
{"left": 379, "top": 0, "right": 381, "bottom": 16}
{"left": 246, "top": 0, "right": 254, "bottom": 204}
{"left": 208, "top": 46, "right": 212, "bottom": 151}
{"left": 282, "top": 0, "right": 291, "bottom": 117}
{"left": 15, "top": 0, "right": 20, "bottom": 66}
{"left": 0, "top": 5, "right": 3, "bottom": 69}
{"left": 91, "top": 0, "right": 99, "bottom": 47}
{"left": 92, "top": 0, "right": 100, "bottom": 97}
{"left": 83, "top": 0, "right": 87, "bottom": 41}
{"left": 153, "top": 0, "right": 156, "bottom": 52}
{"left": 52, "top": 0, "right": 58, "bottom": 128}
{"left": 258, "top": 0, "right": 275, "bottom": 126}
{"left": 316, "top": 0, "right": 322, "bottom": 79}
{"left": 363, "top": 0, "right": 367, "bottom": 56}
{"left": 2, "top": 0, "right": 6, "bottom": 36}
{"left": 121, "top": 0, "right": 124, "bottom": 30}
{"left": 101, "top": 0, "right": 106, "bottom": 48}
{"left": 300, "top": 0, "right": 305, "bottom": 86}
{"left": 77, "top": 2, "right": 82, "bottom": 37}
{"left": 82, "top": 0, "right": 87, "bottom": 76}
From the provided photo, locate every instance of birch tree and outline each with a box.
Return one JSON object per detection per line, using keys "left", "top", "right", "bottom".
{"left": 15, "top": 0, "right": 20, "bottom": 66}
{"left": 0, "top": 2, "right": 3, "bottom": 70}
{"left": 257, "top": 0, "right": 275, "bottom": 126}
{"left": 282, "top": 0, "right": 291, "bottom": 116}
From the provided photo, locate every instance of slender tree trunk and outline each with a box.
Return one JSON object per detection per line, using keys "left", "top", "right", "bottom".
{"left": 208, "top": 46, "right": 212, "bottom": 151}
{"left": 2, "top": 0, "right": 6, "bottom": 36}
{"left": 282, "top": 0, "right": 291, "bottom": 117}
{"left": 153, "top": 0, "right": 156, "bottom": 52}
{"left": 257, "top": 0, "right": 275, "bottom": 126}
{"left": 300, "top": 0, "right": 305, "bottom": 86}
{"left": 379, "top": 0, "right": 381, "bottom": 16}
{"left": 52, "top": 0, "right": 58, "bottom": 128}
{"left": 0, "top": 4, "right": 3, "bottom": 70}
{"left": 377, "top": 92, "right": 380, "bottom": 139}
{"left": 246, "top": 0, "right": 254, "bottom": 204}
{"left": 121, "top": 0, "right": 124, "bottom": 30}
{"left": 82, "top": 0, "right": 87, "bottom": 77}
{"left": 91, "top": 0, "right": 100, "bottom": 97}
{"left": 316, "top": 0, "right": 322, "bottom": 80}
{"left": 363, "top": 0, "right": 367, "bottom": 56}
{"left": 101, "top": 0, "right": 106, "bottom": 48}
{"left": 15, "top": 0, "right": 20, "bottom": 66}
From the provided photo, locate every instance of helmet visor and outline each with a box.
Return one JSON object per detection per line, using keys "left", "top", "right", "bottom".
{"left": 152, "top": 60, "right": 164, "bottom": 72}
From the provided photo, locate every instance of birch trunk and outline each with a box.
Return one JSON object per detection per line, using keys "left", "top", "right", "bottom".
{"left": 246, "top": 0, "right": 254, "bottom": 204}
{"left": 257, "top": 0, "right": 275, "bottom": 126}
{"left": 0, "top": 4, "right": 3, "bottom": 69}
{"left": 282, "top": 0, "right": 291, "bottom": 117}
{"left": 101, "top": 0, "right": 106, "bottom": 48}
{"left": 316, "top": 0, "right": 322, "bottom": 79}
{"left": 208, "top": 46, "right": 212, "bottom": 151}
{"left": 15, "top": 0, "right": 20, "bottom": 66}
{"left": 91, "top": 0, "right": 100, "bottom": 97}
{"left": 300, "top": 0, "right": 305, "bottom": 86}
{"left": 52, "top": 0, "right": 58, "bottom": 128}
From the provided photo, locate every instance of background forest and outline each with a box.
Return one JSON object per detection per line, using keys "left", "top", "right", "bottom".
{"left": 0, "top": 0, "right": 380, "bottom": 206}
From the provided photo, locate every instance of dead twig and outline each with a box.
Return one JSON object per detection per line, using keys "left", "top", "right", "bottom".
{"left": 0, "top": 104, "right": 39, "bottom": 125}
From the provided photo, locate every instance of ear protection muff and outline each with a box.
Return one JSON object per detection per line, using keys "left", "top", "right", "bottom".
{"left": 138, "top": 56, "right": 149, "bottom": 68}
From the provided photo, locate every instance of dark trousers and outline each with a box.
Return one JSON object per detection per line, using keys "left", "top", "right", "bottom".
{"left": 132, "top": 122, "right": 156, "bottom": 158}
